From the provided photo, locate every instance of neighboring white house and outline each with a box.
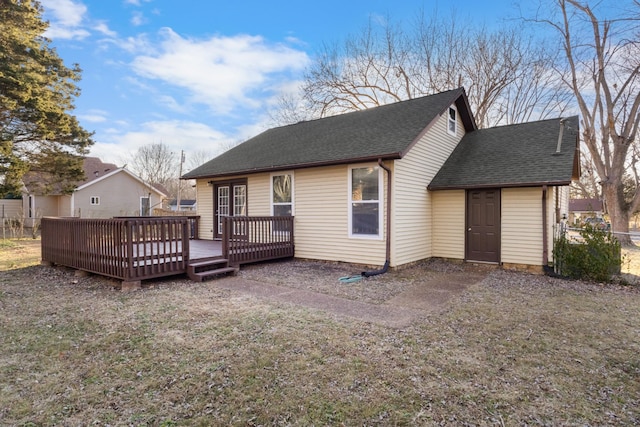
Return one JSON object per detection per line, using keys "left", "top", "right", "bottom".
{"left": 168, "top": 199, "right": 197, "bottom": 212}
{"left": 183, "top": 88, "right": 580, "bottom": 271}
{"left": 21, "top": 157, "right": 166, "bottom": 226}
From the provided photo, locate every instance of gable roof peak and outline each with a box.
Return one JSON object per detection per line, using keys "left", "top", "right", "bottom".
{"left": 184, "top": 87, "right": 474, "bottom": 179}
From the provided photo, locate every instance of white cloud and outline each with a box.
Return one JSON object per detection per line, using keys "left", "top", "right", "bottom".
{"left": 157, "top": 95, "right": 191, "bottom": 114}
{"left": 79, "top": 109, "right": 109, "bottom": 123}
{"left": 131, "top": 11, "right": 147, "bottom": 26}
{"left": 130, "top": 29, "right": 309, "bottom": 114}
{"left": 124, "top": 0, "right": 151, "bottom": 5}
{"left": 89, "top": 120, "right": 232, "bottom": 166}
{"left": 40, "top": 0, "right": 90, "bottom": 40}
{"left": 94, "top": 21, "right": 117, "bottom": 37}
{"left": 101, "top": 34, "right": 153, "bottom": 55}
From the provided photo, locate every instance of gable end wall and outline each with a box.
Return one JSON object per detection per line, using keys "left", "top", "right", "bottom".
{"left": 393, "top": 110, "right": 464, "bottom": 266}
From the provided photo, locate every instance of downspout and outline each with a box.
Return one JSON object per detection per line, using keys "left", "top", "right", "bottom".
{"left": 362, "top": 159, "right": 391, "bottom": 277}
{"left": 542, "top": 185, "right": 549, "bottom": 267}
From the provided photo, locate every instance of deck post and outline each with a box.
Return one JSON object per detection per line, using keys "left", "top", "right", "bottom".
{"left": 222, "top": 217, "right": 230, "bottom": 260}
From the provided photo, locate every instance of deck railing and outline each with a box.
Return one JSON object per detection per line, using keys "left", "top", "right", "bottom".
{"left": 41, "top": 217, "right": 190, "bottom": 282}
{"left": 222, "top": 216, "right": 294, "bottom": 265}
{"left": 116, "top": 215, "right": 200, "bottom": 239}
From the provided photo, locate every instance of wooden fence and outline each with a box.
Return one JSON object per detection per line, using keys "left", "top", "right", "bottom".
{"left": 222, "top": 216, "right": 295, "bottom": 265}
{"left": 41, "top": 217, "right": 190, "bottom": 283}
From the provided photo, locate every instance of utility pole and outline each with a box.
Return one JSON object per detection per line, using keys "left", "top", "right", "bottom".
{"left": 176, "top": 150, "right": 185, "bottom": 212}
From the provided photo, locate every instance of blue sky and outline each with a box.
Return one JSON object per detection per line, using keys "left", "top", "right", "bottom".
{"left": 39, "top": 0, "right": 521, "bottom": 169}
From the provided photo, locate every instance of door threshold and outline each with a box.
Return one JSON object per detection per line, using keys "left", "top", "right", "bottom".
{"left": 465, "top": 260, "right": 499, "bottom": 265}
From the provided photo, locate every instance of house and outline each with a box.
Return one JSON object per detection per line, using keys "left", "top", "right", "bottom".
{"left": 568, "top": 198, "right": 604, "bottom": 224}
{"left": 21, "top": 157, "right": 167, "bottom": 225}
{"left": 168, "top": 199, "right": 197, "bottom": 212}
{"left": 183, "top": 88, "right": 580, "bottom": 271}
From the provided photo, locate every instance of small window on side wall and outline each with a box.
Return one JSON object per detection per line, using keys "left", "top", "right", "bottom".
{"left": 90, "top": 196, "right": 100, "bottom": 205}
{"left": 448, "top": 106, "right": 457, "bottom": 136}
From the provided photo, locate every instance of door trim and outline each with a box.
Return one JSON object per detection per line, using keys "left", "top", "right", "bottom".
{"left": 213, "top": 178, "right": 248, "bottom": 239}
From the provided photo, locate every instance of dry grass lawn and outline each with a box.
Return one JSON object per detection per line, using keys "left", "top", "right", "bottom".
{"left": 0, "top": 238, "right": 41, "bottom": 271}
{"left": 0, "top": 239, "right": 639, "bottom": 425}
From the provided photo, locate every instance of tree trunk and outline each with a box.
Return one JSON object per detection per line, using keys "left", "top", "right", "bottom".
{"left": 602, "top": 182, "right": 632, "bottom": 246}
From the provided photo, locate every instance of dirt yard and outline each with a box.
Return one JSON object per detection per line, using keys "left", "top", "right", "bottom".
{"left": 1, "top": 239, "right": 639, "bottom": 425}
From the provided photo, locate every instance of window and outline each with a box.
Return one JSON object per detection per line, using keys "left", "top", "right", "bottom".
{"left": 271, "top": 174, "right": 293, "bottom": 216}
{"left": 28, "top": 195, "right": 34, "bottom": 218}
{"left": 448, "top": 106, "right": 457, "bottom": 135}
{"left": 349, "top": 166, "right": 382, "bottom": 238}
{"left": 217, "top": 186, "right": 230, "bottom": 235}
{"left": 90, "top": 196, "right": 100, "bottom": 205}
{"left": 140, "top": 196, "right": 150, "bottom": 216}
{"left": 233, "top": 185, "right": 247, "bottom": 216}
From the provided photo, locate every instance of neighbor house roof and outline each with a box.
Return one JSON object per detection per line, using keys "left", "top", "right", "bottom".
{"left": 78, "top": 157, "right": 118, "bottom": 186}
{"left": 75, "top": 166, "right": 168, "bottom": 198}
{"left": 183, "top": 88, "right": 475, "bottom": 179}
{"left": 23, "top": 156, "right": 118, "bottom": 195}
{"left": 428, "top": 116, "right": 580, "bottom": 190}
{"left": 569, "top": 198, "right": 603, "bottom": 212}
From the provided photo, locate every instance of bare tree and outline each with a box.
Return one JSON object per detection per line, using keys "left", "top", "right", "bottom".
{"left": 185, "top": 149, "right": 215, "bottom": 172}
{"left": 533, "top": 0, "right": 640, "bottom": 243}
{"left": 571, "top": 153, "right": 603, "bottom": 199}
{"left": 129, "top": 143, "right": 177, "bottom": 186}
{"left": 128, "top": 142, "right": 178, "bottom": 189}
{"left": 286, "top": 11, "right": 568, "bottom": 128}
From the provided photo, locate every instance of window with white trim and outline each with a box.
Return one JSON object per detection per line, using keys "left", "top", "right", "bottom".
{"left": 349, "top": 165, "right": 382, "bottom": 238}
{"left": 90, "top": 196, "right": 100, "bottom": 205}
{"left": 140, "top": 196, "right": 150, "bottom": 216}
{"left": 448, "top": 106, "right": 457, "bottom": 136}
{"left": 271, "top": 173, "right": 293, "bottom": 216}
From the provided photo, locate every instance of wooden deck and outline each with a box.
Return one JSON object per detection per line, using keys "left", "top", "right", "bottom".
{"left": 41, "top": 216, "right": 294, "bottom": 288}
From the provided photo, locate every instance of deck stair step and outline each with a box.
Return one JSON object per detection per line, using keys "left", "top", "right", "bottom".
{"left": 187, "top": 258, "right": 239, "bottom": 282}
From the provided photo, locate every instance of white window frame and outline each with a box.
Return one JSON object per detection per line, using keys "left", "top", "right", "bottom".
{"left": 26, "top": 195, "right": 34, "bottom": 218}
{"left": 90, "top": 196, "right": 100, "bottom": 205}
{"left": 348, "top": 164, "right": 383, "bottom": 240}
{"left": 447, "top": 105, "right": 457, "bottom": 136}
{"left": 140, "top": 196, "right": 150, "bottom": 216}
{"left": 270, "top": 172, "right": 294, "bottom": 216}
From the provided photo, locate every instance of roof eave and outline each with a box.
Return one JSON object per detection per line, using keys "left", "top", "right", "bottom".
{"left": 428, "top": 179, "right": 574, "bottom": 191}
{"left": 183, "top": 153, "right": 403, "bottom": 180}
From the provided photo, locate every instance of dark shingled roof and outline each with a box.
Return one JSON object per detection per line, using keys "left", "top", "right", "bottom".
{"left": 428, "top": 116, "right": 580, "bottom": 190}
{"left": 569, "top": 198, "right": 603, "bottom": 212}
{"left": 23, "top": 156, "right": 119, "bottom": 195}
{"left": 183, "top": 88, "right": 474, "bottom": 179}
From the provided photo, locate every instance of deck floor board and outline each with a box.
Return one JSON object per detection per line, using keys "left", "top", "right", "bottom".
{"left": 189, "top": 240, "right": 223, "bottom": 260}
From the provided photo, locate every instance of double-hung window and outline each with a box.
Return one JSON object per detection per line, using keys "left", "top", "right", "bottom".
{"left": 271, "top": 173, "right": 293, "bottom": 216}
{"left": 349, "top": 166, "right": 382, "bottom": 239}
{"left": 272, "top": 173, "right": 293, "bottom": 233}
{"left": 90, "top": 196, "right": 100, "bottom": 205}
